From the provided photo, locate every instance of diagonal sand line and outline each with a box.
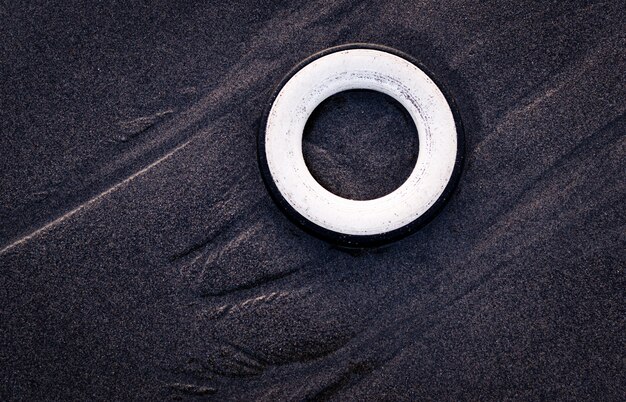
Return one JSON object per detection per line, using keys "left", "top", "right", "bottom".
{"left": 0, "top": 138, "right": 193, "bottom": 256}
{"left": 0, "top": 0, "right": 402, "bottom": 258}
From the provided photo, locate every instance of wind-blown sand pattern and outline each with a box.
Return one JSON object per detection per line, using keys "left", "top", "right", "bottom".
{"left": 1, "top": 1, "right": 624, "bottom": 400}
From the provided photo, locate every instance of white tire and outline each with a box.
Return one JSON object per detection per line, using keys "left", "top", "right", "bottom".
{"left": 258, "top": 44, "right": 464, "bottom": 247}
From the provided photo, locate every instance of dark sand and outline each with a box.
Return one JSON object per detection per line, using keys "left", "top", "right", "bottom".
{"left": 1, "top": 1, "right": 625, "bottom": 400}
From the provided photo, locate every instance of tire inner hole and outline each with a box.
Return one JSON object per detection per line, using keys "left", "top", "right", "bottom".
{"left": 302, "top": 89, "right": 419, "bottom": 201}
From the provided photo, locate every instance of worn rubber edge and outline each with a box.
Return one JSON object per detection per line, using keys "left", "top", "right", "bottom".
{"left": 257, "top": 43, "right": 465, "bottom": 248}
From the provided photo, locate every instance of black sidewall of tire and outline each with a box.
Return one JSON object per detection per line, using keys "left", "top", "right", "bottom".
{"left": 257, "top": 43, "right": 465, "bottom": 248}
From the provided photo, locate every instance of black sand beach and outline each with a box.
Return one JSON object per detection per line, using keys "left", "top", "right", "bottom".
{"left": 1, "top": 1, "right": 625, "bottom": 399}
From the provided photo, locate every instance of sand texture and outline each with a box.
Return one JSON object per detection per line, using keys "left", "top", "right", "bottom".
{"left": 1, "top": 1, "right": 625, "bottom": 400}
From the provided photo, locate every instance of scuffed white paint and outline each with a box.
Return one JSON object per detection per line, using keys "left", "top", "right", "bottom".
{"left": 264, "top": 49, "right": 458, "bottom": 236}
